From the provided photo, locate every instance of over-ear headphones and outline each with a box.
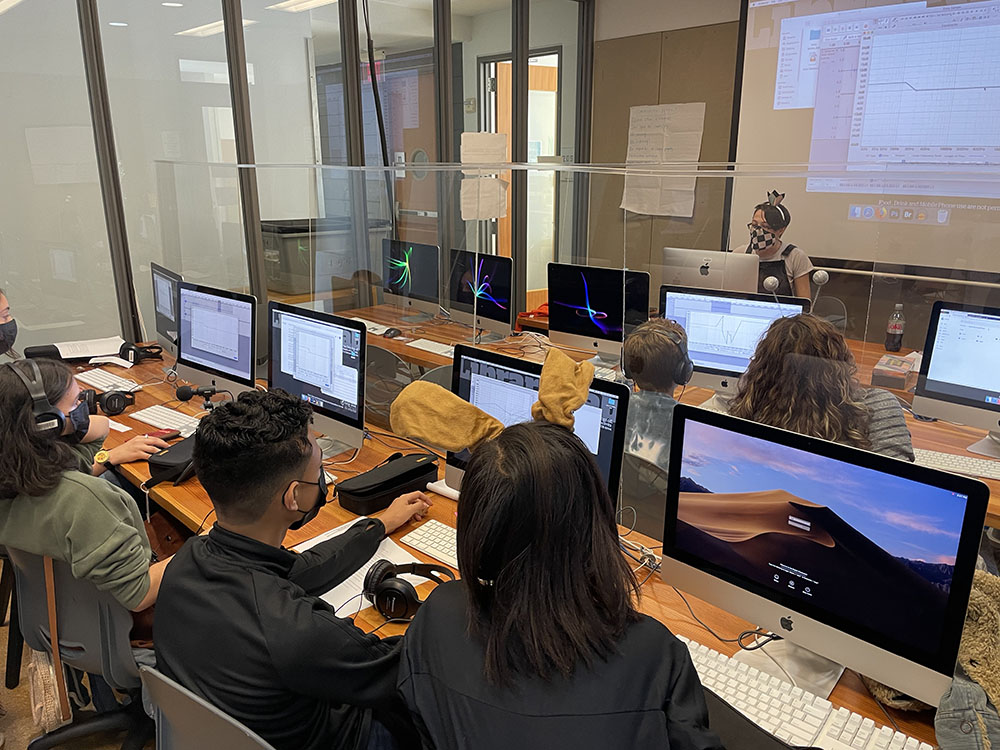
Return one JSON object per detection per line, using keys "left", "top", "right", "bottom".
{"left": 3, "top": 360, "right": 65, "bottom": 438}
{"left": 622, "top": 325, "right": 693, "bottom": 387}
{"left": 363, "top": 559, "right": 456, "bottom": 621}
{"left": 80, "top": 388, "right": 136, "bottom": 417}
{"left": 119, "top": 342, "right": 163, "bottom": 365}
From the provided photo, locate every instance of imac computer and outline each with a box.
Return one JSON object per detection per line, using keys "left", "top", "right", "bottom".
{"left": 548, "top": 263, "right": 649, "bottom": 365}
{"left": 660, "top": 286, "right": 810, "bottom": 397}
{"left": 662, "top": 405, "right": 988, "bottom": 706}
{"left": 268, "top": 302, "right": 366, "bottom": 458}
{"left": 662, "top": 248, "right": 759, "bottom": 293}
{"left": 447, "top": 249, "right": 513, "bottom": 342}
{"left": 176, "top": 282, "right": 257, "bottom": 397}
{"left": 150, "top": 262, "right": 182, "bottom": 357}
{"left": 382, "top": 238, "right": 441, "bottom": 323}
{"left": 444, "top": 345, "right": 630, "bottom": 497}
{"left": 913, "top": 301, "right": 1000, "bottom": 458}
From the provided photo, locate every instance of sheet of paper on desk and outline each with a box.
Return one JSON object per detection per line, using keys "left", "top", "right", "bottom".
{"left": 54, "top": 335, "right": 126, "bottom": 360}
{"left": 107, "top": 419, "right": 131, "bottom": 433}
{"left": 293, "top": 519, "right": 423, "bottom": 614}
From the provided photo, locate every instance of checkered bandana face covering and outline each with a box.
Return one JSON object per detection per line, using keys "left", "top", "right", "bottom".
{"left": 749, "top": 225, "right": 778, "bottom": 253}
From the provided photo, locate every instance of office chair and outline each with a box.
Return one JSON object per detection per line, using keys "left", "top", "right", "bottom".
{"left": 417, "top": 364, "right": 452, "bottom": 389}
{"left": 812, "top": 295, "right": 848, "bottom": 333}
{"left": 365, "top": 345, "right": 414, "bottom": 430}
{"left": 1, "top": 547, "right": 25, "bottom": 690}
{"left": 140, "top": 666, "right": 277, "bottom": 750}
{"left": 7, "top": 548, "right": 153, "bottom": 750}
{"left": 619, "top": 453, "right": 669, "bottom": 542}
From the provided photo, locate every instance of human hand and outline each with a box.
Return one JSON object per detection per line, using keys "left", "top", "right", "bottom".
{"left": 377, "top": 491, "right": 433, "bottom": 535}
{"left": 108, "top": 435, "right": 171, "bottom": 465}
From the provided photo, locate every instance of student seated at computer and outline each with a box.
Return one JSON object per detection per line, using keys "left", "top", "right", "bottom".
{"left": 621, "top": 318, "right": 690, "bottom": 472}
{"left": 742, "top": 191, "right": 813, "bottom": 298}
{"left": 154, "top": 389, "right": 431, "bottom": 750}
{"left": 0, "top": 358, "right": 172, "bottom": 613}
{"left": 728, "top": 314, "right": 914, "bottom": 461}
{"left": 0, "top": 287, "right": 18, "bottom": 358}
{"left": 397, "top": 421, "right": 721, "bottom": 750}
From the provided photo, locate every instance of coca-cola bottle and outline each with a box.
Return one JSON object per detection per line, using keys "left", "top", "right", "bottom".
{"left": 885, "top": 304, "right": 905, "bottom": 352}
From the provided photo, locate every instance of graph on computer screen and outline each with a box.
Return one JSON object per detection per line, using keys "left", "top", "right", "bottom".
{"left": 687, "top": 311, "right": 770, "bottom": 357}
{"left": 470, "top": 375, "right": 537, "bottom": 428}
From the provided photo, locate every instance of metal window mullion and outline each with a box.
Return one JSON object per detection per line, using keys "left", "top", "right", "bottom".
{"left": 511, "top": 0, "right": 529, "bottom": 313}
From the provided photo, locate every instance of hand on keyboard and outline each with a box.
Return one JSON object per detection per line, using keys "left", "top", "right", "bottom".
{"left": 377, "top": 491, "right": 433, "bottom": 534}
{"left": 107, "top": 434, "right": 172, "bottom": 465}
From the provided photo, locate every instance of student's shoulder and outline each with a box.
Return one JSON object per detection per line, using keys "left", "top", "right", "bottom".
{"left": 859, "top": 387, "right": 903, "bottom": 413}
{"left": 56, "top": 470, "right": 137, "bottom": 513}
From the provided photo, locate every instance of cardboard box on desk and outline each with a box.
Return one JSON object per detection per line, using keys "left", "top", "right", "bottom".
{"left": 871, "top": 353, "right": 918, "bottom": 391}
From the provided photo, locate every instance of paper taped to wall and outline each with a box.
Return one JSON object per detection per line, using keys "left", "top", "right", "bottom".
{"left": 461, "top": 177, "right": 508, "bottom": 220}
{"left": 620, "top": 102, "right": 706, "bottom": 217}
{"left": 460, "top": 132, "right": 508, "bottom": 174}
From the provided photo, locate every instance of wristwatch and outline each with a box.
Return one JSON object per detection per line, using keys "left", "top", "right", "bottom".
{"left": 94, "top": 449, "right": 115, "bottom": 471}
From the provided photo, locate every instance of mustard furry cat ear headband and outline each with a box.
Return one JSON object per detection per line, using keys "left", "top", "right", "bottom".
{"left": 390, "top": 348, "right": 594, "bottom": 453}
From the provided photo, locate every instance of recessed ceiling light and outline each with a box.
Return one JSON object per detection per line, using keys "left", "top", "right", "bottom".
{"left": 266, "top": 0, "right": 338, "bottom": 11}
{"left": 162, "top": 2, "right": 184, "bottom": 6}
{"left": 0, "top": 0, "right": 28, "bottom": 16}
{"left": 108, "top": 21, "right": 128, "bottom": 26}
{"left": 175, "top": 18, "right": 256, "bottom": 37}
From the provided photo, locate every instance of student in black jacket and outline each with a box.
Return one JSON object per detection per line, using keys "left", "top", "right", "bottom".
{"left": 397, "top": 421, "right": 722, "bottom": 750}
{"left": 154, "top": 389, "right": 430, "bottom": 750}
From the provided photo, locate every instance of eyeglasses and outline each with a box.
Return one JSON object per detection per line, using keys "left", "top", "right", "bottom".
{"left": 747, "top": 221, "right": 772, "bottom": 231}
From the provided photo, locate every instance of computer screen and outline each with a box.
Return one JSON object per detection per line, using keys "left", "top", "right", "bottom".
{"left": 268, "top": 303, "right": 365, "bottom": 430}
{"left": 177, "top": 283, "right": 255, "bottom": 385}
{"left": 664, "top": 406, "right": 987, "bottom": 692}
{"left": 624, "top": 270, "right": 650, "bottom": 332}
{"left": 660, "top": 287, "right": 809, "bottom": 376}
{"left": 448, "top": 249, "right": 512, "bottom": 325}
{"left": 383, "top": 239, "right": 440, "bottom": 305}
{"left": 448, "top": 345, "right": 630, "bottom": 494}
{"left": 920, "top": 303, "right": 1000, "bottom": 411}
{"left": 548, "top": 263, "right": 626, "bottom": 343}
{"left": 151, "top": 263, "right": 181, "bottom": 340}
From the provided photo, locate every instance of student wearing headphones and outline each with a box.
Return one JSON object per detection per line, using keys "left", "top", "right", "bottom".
{"left": 154, "top": 389, "right": 430, "bottom": 750}
{"left": 0, "top": 358, "right": 171, "bottom": 612}
{"left": 621, "top": 318, "right": 693, "bottom": 472}
{"left": 397, "top": 420, "right": 720, "bottom": 750}
{"left": 0, "top": 288, "right": 18, "bottom": 358}
{"left": 744, "top": 191, "right": 813, "bottom": 298}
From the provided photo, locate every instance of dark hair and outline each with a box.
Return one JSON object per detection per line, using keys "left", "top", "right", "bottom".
{"left": 0, "top": 359, "right": 79, "bottom": 499}
{"left": 753, "top": 200, "right": 792, "bottom": 231}
{"left": 457, "top": 421, "right": 640, "bottom": 685}
{"left": 193, "top": 389, "right": 313, "bottom": 524}
{"left": 623, "top": 318, "right": 687, "bottom": 392}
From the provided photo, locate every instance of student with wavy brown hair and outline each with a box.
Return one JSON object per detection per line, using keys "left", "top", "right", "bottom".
{"left": 397, "top": 421, "right": 721, "bottom": 750}
{"left": 729, "top": 314, "right": 914, "bottom": 461}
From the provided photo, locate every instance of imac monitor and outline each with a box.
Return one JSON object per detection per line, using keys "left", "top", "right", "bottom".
{"left": 268, "top": 302, "right": 366, "bottom": 457}
{"left": 662, "top": 405, "right": 988, "bottom": 706}
{"left": 548, "top": 263, "right": 628, "bottom": 361}
{"left": 382, "top": 239, "right": 440, "bottom": 321}
{"left": 150, "top": 262, "right": 182, "bottom": 357}
{"left": 176, "top": 282, "right": 257, "bottom": 395}
{"left": 448, "top": 249, "right": 513, "bottom": 339}
{"left": 624, "top": 270, "right": 651, "bottom": 334}
{"left": 662, "top": 248, "right": 759, "bottom": 293}
{"left": 660, "top": 286, "right": 810, "bottom": 395}
{"left": 445, "top": 345, "right": 630, "bottom": 498}
{"left": 913, "top": 301, "right": 1000, "bottom": 457}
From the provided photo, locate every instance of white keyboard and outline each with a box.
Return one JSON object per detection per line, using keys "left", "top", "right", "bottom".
{"left": 913, "top": 448, "right": 1000, "bottom": 480}
{"left": 129, "top": 405, "right": 200, "bottom": 438}
{"left": 594, "top": 365, "right": 618, "bottom": 381}
{"left": 350, "top": 317, "right": 389, "bottom": 336}
{"left": 400, "top": 519, "right": 457, "bottom": 568}
{"left": 75, "top": 369, "right": 141, "bottom": 393}
{"left": 407, "top": 339, "right": 455, "bottom": 358}
{"left": 680, "top": 635, "right": 929, "bottom": 750}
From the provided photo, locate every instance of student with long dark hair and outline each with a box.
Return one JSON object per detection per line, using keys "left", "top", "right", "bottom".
{"left": 397, "top": 421, "right": 720, "bottom": 750}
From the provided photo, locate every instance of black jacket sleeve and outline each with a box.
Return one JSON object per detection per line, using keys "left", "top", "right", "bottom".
{"left": 664, "top": 639, "right": 725, "bottom": 750}
{"left": 287, "top": 518, "right": 385, "bottom": 596}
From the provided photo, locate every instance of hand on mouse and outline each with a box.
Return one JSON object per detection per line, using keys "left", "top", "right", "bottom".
{"left": 108, "top": 435, "right": 172, "bottom": 465}
{"left": 377, "top": 491, "right": 433, "bottom": 535}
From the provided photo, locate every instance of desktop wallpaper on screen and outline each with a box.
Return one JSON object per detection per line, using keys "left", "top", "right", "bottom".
{"left": 453, "top": 254, "right": 509, "bottom": 317}
{"left": 551, "top": 270, "right": 623, "bottom": 338}
{"left": 675, "top": 421, "right": 967, "bottom": 651}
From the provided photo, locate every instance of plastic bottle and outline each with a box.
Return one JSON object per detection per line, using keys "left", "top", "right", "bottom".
{"left": 885, "top": 303, "right": 905, "bottom": 352}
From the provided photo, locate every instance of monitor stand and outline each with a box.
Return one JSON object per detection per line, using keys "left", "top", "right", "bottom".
{"left": 472, "top": 331, "right": 505, "bottom": 344}
{"left": 401, "top": 311, "right": 433, "bottom": 324}
{"left": 317, "top": 435, "right": 357, "bottom": 460}
{"left": 967, "top": 431, "right": 1000, "bottom": 459}
{"left": 731, "top": 640, "right": 845, "bottom": 699}
{"left": 697, "top": 392, "right": 733, "bottom": 413}
{"left": 427, "top": 478, "right": 460, "bottom": 501}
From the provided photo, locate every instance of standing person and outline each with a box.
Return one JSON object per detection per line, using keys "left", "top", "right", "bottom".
{"left": 154, "top": 389, "right": 431, "bottom": 750}
{"left": 398, "top": 421, "right": 721, "bottom": 750}
{"left": 744, "top": 191, "right": 814, "bottom": 298}
{"left": 728, "top": 314, "right": 914, "bottom": 461}
{"left": 0, "top": 289, "right": 17, "bottom": 358}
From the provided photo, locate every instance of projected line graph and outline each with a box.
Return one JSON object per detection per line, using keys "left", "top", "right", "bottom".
{"left": 687, "top": 311, "right": 770, "bottom": 355}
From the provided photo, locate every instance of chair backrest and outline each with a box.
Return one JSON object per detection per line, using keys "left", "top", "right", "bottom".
{"left": 619, "top": 453, "right": 670, "bottom": 542}
{"left": 7, "top": 548, "right": 140, "bottom": 691}
{"left": 418, "top": 364, "right": 453, "bottom": 389}
{"left": 812, "top": 295, "right": 848, "bottom": 333}
{"left": 365, "top": 345, "right": 414, "bottom": 428}
{"left": 140, "top": 666, "right": 277, "bottom": 750}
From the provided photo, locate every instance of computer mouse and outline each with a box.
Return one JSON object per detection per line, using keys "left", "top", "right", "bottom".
{"left": 383, "top": 328, "right": 402, "bottom": 339}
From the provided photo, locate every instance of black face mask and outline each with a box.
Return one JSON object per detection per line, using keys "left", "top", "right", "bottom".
{"left": 63, "top": 400, "right": 91, "bottom": 444}
{"left": 288, "top": 469, "right": 329, "bottom": 531}
{"left": 0, "top": 319, "right": 16, "bottom": 356}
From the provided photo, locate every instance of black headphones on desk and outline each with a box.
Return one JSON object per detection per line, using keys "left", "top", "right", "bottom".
{"left": 622, "top": 325, "right": 694, "bottom": 386}
{"left": 119, "top": 342, "right": 163, "bottom": 365}
{"left": 80, "top": 388, "right": 136, "bottom": 417}
{"left": 363, "top": 559, "right": 455, "bottom": 621}
{"left": 4, "top": 360, "right": 65, "bottom": 438}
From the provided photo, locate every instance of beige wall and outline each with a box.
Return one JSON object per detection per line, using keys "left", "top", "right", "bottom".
{"left": 595, "top": 0, "right": 741, "bottom": 42}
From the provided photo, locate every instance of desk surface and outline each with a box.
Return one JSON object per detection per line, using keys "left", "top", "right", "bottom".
{"left": 88, "top": 357, "right": 942, "bottom": 744}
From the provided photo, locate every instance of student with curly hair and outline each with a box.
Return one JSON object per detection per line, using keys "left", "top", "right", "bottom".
{"left": 728, "top": 314, "right": 914, "bottom": 461}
